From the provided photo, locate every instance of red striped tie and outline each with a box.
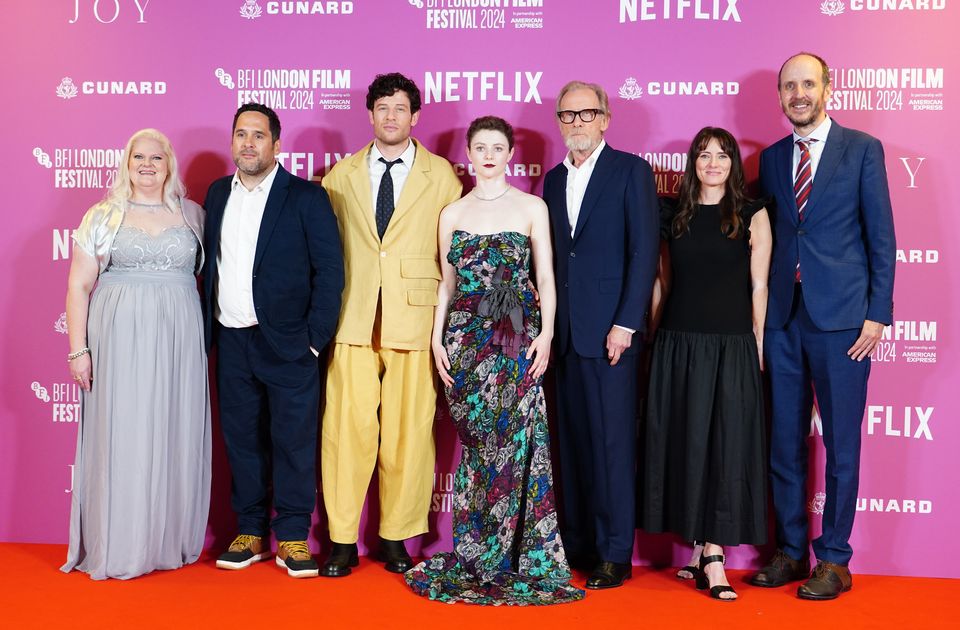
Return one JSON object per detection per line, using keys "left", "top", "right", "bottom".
{"left": 794, "top": 138, "right": 817, "bottom": 281}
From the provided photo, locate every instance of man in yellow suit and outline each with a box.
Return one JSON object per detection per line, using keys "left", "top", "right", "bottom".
{"left": 320, "top": 73, "right": 462, "bottom": 577}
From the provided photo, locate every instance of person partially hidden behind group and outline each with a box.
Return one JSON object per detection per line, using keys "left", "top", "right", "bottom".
{"left": 642, "top": 127, "right": 772, "bottom": 600}
{"left": 404, "top": 116, "right": 584, "bottom": 605}
{"left": 63, "top": 128, "right": 211, "bottom": 580}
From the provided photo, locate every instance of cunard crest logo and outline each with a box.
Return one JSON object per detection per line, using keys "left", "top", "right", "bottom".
{"left": 33, "top": 148, "right": 53, "bottom": 169}
{"left": 808, "top": 492, "right": 827, "bottom": 515}
{"left": 54, "top": 312, "right": 69, "bottom": 334}
{"left": 820, "top": 0, "right": 845, "bottom": 16}
{"left": 215, "top": 68, "right": 236, "bottom": 89}
{"left": 618, "top": 77, "right": 643, "bottom": 100}
{"left": 56, "top": 77, "right": 79, "bottom": 100}
{"left": 240, "top": 0, "right": 263, "bottom": 19}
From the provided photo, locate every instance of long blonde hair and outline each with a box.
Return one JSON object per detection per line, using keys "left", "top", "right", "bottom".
{"left": 105, "top": 128, "right": 186, "bottom": 212}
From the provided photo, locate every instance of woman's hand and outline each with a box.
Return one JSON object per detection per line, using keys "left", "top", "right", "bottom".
{"left": 526, "top": 332, "right": 552, "bottom": 379}
{"left": 432, "top": 338, "right": 454, "bottom": 388}
{"left": 70, "top": 353, "right": 92, "bottom": 392}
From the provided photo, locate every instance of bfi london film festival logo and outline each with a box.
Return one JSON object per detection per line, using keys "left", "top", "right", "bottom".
{"left": 619, "top": 0, "right": 742, "bottom": 23}
{"left": 827, "top": 66, "right": 944, "bottom": 112}
{"left": 215, "top": 67, "right": 351, "bottom": 111}
{"left": 238, "top": 0, "right": 355, "bottom": 18}
{"left": 821, "top": 0, "right": 945, "bottom": 15}
{"left": 617, "top": 75, "right": 740, "bottom": 99}
{"left": 34, "top": 146, "right": 123, "bottom": 190}
{"left": 31, "top": 378, "right": 82, "bottom": 424}
{"left": 410, "top": 0, "right": 545, "bottom": 30}
{"left": 423, "top": 71, "right": 544, "bottom": 104}
{"left": 633, "top": 148, "right": 688, "bottom": 195}
{"left": 872, "top": 320, "right": 938, "bottom": 365}
{"left": 432, "top": 471, "right": 454, "bottom": 513}
{"left": 56, "top": 77, "right": 167, "bottom": 99}
{"left": 809, "top": 492, "right": 933, "bottom": 515}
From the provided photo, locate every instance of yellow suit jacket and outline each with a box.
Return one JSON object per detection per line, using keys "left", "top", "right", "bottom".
{"left": 322, "top": 139, "right": 462, "bottom": 350}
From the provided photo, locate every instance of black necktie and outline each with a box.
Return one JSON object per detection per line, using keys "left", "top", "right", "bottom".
{"left": 376, "top": 157, "right": 402, "bottom": 239}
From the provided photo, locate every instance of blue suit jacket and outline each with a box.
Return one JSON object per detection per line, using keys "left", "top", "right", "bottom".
{"left": 202, "top": 164, "right": 344, "bottom": 361}
{"left": 544, "top": 144, "right": 659, "bottom": 358}
{"left": 760, "top": 121, "right": 896, "bottom": 331}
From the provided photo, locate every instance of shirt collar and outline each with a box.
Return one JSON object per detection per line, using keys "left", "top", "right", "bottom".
{"left": 564, "top": 139, "right": 606, "bottom": 171}
{"left": 369, "top": 138, "right": 416, "bottom": 167}
{"left": 793, "top": 115, "right": 832, "bottom": 144}
{"left": 232, "top": 160, "right": 280, "bottom": 193}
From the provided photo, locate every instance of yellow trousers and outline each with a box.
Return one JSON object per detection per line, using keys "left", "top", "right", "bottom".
{"left": 321, "top": 343, "right": 436, "bottom": 543}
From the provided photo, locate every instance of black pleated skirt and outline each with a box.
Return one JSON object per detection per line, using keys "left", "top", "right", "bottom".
{"left": 642, "top": 328, "right": 767, "bottom": 546}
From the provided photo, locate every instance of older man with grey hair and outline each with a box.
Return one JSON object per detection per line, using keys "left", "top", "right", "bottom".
{"left": 543, "top": 80, "right": 659, "bottom": 589}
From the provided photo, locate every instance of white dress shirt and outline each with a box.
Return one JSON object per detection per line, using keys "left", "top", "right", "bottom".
{"left": 561, "top": 139, "right": 633, "bottom": 335}
{"left": 216, "top": 161, "right": 280, "bottom": 328}
{"left": 563, "top": 139, "right": 606, "bottom": 237}
{"left": 792, "top": 115, "right": 832, "bottom": 179}
{"left": 368, "top": 140, "right": 416, "bottom": 213}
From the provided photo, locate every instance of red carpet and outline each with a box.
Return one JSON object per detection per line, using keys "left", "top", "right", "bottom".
{"left": 3, "top": 543, "right": 954, "bottom": 628}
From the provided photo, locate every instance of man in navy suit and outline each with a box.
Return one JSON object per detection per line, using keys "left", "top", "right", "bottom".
{"left": 751, "top": 53, "right": 896, "bottom": 600}
{"left": 543, "top": 81, "right": 659, "bottom": 589}
{"left": 202, "top": 103, "right": 343, "bottom": 578}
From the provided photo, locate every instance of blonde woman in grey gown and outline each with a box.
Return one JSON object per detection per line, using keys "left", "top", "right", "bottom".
{"left": 62, "top": 129, "right": 211, "bottom": 580}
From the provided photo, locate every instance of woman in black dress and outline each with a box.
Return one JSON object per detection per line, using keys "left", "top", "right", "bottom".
{"left": 643, "top": 127, "right": 772, "bottom": 600}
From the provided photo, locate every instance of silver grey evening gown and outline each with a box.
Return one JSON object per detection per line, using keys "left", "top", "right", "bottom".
{"left": 62, "top": 224, "right": 211, "bottom": 580}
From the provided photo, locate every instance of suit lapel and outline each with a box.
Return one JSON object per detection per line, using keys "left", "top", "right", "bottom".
{"left": 803, "top": 122, "right": 846, "bottom": 222}
{"left": 547, "top": 168, "right": 572, "bottom": 249}
{"left": 775, "top": 137, "right": 799, "bottom": 226}
{"left": 573, "top": 144, "right": 615, "bottom": 242}
{"left": 346, "top": 142, "right": 379, "bottom": 242}
{"left": 253, "top": 164, "right": 290, "bottom": 272}
{"left": 389, "top": 139, "right": 430, "bottom": 236}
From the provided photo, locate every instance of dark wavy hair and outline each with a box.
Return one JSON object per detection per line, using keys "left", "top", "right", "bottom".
{"left": 672, "top": 127, "right": 749, "bottom": 240}
{"left": 365, "top": 73, "right": 422, "bottom": 113}
{"left": 233, "top": 103, "right": 281, "bottom": 142}
{"left": 466, "top": 116, "right": 514, "bottom": 150}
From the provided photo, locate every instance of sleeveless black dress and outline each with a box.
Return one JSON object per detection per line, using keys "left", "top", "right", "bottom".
{"left": 642, "top": 199, "right": 768, "bottom": 546}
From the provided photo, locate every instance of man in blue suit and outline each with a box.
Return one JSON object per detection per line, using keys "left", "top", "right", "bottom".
{"left": 543, "top": 81, "right": 659, "bottom": 589}
{"left": 202, "top": 104, "right": 344, "bottom": 578}
{"left": 751, "top": 53, "right": 896, "bottom": 600}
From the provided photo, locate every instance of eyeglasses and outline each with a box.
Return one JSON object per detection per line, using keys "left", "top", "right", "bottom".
{"left": 557, "top": 109, "right": 604, "bottom": 124}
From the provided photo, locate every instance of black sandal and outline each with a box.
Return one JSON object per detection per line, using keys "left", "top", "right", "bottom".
{"left": 676, "top": 542, "right": 703, "bottom": 580}
{"left": 696, "top": 554, "right": 737, "bottom": 601}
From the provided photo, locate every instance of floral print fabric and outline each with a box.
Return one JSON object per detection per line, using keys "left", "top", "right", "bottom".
{"left": 404, "top": 231, "right": 584, "bottom": 606}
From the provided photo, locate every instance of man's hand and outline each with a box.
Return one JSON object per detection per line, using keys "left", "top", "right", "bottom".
{"left": 847, "top": 319, "right": 885, "bottom": 362}
{"left": 606, "top": 327, "right": 633, "bottom": 366}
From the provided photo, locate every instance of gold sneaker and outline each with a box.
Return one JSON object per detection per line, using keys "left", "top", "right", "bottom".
{"left": 276, "top": 540, "right": 319, "bottom": 578}
{"left": 216, "top": 534, "right": 269, "bottom": 570}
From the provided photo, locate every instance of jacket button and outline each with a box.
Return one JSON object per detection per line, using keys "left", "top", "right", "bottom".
{"left": 570, "top": 252, "right": 576, "bottom": 258}
{"left": 797, "top": 229, "right": 805, "bottom": 235}
{"left": 381, "top": 251, "right": 387, "bottom": 257}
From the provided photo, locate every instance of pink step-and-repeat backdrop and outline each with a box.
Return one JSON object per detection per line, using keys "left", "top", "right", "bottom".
{"left": 1, "top": 1, "right": 956, "bottom": 579}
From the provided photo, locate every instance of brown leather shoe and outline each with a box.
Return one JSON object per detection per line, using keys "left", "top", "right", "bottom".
{"left": 749, "top": 549, "right": 810, "bottom": 587}
{"left": 797, "top": 561, "right": 852, "bottom": 600}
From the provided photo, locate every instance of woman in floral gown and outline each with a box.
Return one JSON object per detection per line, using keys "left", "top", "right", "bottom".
{"left": 404, "top": 117, "right": 583, "bottom": 605}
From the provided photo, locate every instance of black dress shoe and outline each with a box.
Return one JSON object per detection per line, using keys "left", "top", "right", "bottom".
{"left": 377, "top": 538, "right": 412, "bottom": 573}
{"left": 585, "top": 561, "right": 632, "bottom": 589}
{"left": 320, "top": 543, "right": 358, "bottom": 578}
{"left": 749, "top": 548, "right": 810, "bottom": 587}
{"left": 797, "top": 561, "right": 852, "bottom": 600}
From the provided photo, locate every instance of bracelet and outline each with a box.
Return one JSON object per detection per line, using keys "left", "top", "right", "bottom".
{"left": 67, "top": 348, "right": 90, "bottom": 361}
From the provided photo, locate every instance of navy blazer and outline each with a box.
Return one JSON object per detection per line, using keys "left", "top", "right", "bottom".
{"left": 760, "top": 121, "right": 896, "bottom": 331}
{"left": 202, "top": 164, "right": 344, "bottom": 361}
{"left": 544, "top": 144, "right": 659, "bottom": 358}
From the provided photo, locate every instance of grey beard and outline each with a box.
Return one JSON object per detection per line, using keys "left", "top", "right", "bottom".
{"left": 564, "top": 134, "right": 597, "bottom": 153}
